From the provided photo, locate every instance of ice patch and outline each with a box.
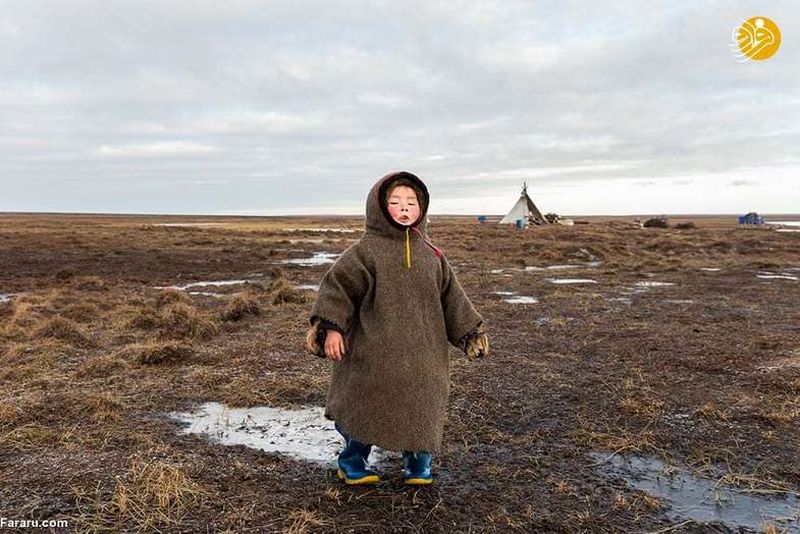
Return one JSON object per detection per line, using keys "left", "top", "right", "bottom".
{"left": 504, "top": 296, "right": 539, "bottom": 304}
{"left": 766, "top": 221, "right": 800, "bottom": 227}
{"left": 281, "top": 252, "right": 339, "bottom": 266}
{"left": 591, "top": 452, "right": 800, "bottom": 532}
{"left": 152, "top": 222, "right": 229, "bottom": 227}
{"left": 547, "top": 278, "right": 598, "bottom": 284}
{"left": 634, "top": 281, "right": 675, "bottom": 287}
{"left": 155, "top": 279, "right": 257, "bottom": 291}
{"left": 170, "top": 402, "right": 399, "bottom": 467}
{"left": 282, "top": 228, "right": 358, "bottom": 233}
{"left": 296, "top": 284, "right": 320, "bottom": 291}
{"left": 756, "top": 274, "right": 799, "bottom": 281}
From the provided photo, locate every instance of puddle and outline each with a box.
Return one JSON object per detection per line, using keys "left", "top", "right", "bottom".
{"left": 281, "top": 252, "right": 339, "bottom": 266}
{"left": 0, "top": 293, "right": 13, "bottom": 303}
{"left": 591, "top": 452, "right": 800, "bottom": 532}
{"left": 187, "top": 291, "right": 226, "bottom": 298}
{"left": 634, "top": 281, "right": 675, "bottom": 287}
{"left": 491, "top": 291, "right": 517, "bottom": 296}
{"left": 282, "top": 228, "right": 358, "bottom": 233}
{"left": 504, "top": 296, "right": 539, "bottom": 304}
{"left": 151, "top": 222, "right": 229, "bottom": 227}
{"left": 525, "top": 262, "right": 601, "bottom": 271}
{"left": 756, "top": 273, "right": 799, "bottom": 281}
{"left": 608, "top": 297, "right": 632, "bottom": 304}
{"left": 170, "top": 402, "right": 399, "bottom": 467}
{"left": 699, "top": 267, "right": 722, "bottom": 272}
{"left": 767, "top": 221, "right": 800, "bottom": 227}
{"left": 546, "top": 278, "right": 598, "bottom": 284}
{"left": 154, "top": 279, "right": 259, "bottom": 291}
{"left": 776, "top": 229, "right": 800, "bottom": 233}
{"left": 662, "top": 299, "right": 695, "bottom": 304}
{"left": 296, "top": 284, "right": 320, "bottom": 291}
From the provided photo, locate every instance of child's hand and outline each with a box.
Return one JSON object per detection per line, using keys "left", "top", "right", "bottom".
{"left": 324, "top": 330, "right": 346, "bottom": 361}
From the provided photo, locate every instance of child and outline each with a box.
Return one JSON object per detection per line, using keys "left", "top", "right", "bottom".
{"left": 305, "top": 171, "right": 489, "bottom": 485}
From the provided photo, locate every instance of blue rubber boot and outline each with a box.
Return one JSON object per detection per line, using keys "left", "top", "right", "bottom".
{"left": 402, "top": 451, "right": 434, "bottom": 485}
{"left": 335, "top": 422, "right": 380, "bottom": 485}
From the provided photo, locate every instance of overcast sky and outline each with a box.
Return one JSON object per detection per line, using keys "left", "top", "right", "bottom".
{"left": 1, "top": 1, "right": 798, "bottom": 216}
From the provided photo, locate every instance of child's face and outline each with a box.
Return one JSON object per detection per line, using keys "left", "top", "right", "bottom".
{"left": 386, "top": 185, "right": 421, "bottom": 226}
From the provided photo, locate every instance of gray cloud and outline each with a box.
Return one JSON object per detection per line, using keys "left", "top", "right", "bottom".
{"left": 1, "top": 0, "right": 798, "bottom": 214}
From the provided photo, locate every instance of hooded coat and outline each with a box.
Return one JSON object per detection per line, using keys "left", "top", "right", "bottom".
{"left": 309, "top": 171, "right": 483, "bottom": 452}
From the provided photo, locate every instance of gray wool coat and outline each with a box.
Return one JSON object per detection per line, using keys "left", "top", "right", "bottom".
{"left": 309, "top": 171, "right": 483, "bottom": 452}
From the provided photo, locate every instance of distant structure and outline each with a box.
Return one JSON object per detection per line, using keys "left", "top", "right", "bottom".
{"left": 738, "top": 212, "right": 764, "bottom": 226}
{"left": 499, "top": 183, "right": 549, "bottom": 226}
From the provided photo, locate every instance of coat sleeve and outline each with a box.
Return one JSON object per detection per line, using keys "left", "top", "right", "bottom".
{"left": 309, "top": 245, "right": 372, "bottom": 333}
{"left": 440, "top": 255, "right": 483, "bottom": 349}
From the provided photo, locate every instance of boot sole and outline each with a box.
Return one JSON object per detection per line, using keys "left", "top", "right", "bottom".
{"left": 337, "top": 468, "right": 380, "bottom": 485}
{"left": 404, "top": 477, "right": 433, "bottom": 485}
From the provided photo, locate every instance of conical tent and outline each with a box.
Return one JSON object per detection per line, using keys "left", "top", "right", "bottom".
{"left": 499, "top": 183, "right": 548, "bottom": 225}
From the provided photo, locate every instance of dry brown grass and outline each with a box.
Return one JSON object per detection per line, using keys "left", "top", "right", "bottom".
{"left": 1, "top": 301, "right": 43, "bottom": 339}
{"left": 73, "top": 454, "right": 211, "bottom": 532}
{"left": 62, "top": 301, "right": 102, "bottom": 323}
{"left": 270, "top": 278, "right": 308, "bottom": 305}
{"left": 284, "top": 509, "right": 331, "bottom": 534}
{"left": 121, "top": 341, "right": 195, "bottom": 365}
{"left": 155, "top": 288, "right": 191, "bottom": 307}
{"left": 217, "top": 373, "right": 328, "bottom": 407}
{"left": 77, "top": 354, "right": 130, "bottom": 378}
{"left": 157, "top": 302, "right": 219, "bottom": 340}
{"left": 694, "top": 401, "right": 731, "bottom": 422}
{"left": 70, "top": 275, "right": 108, "bottom": 291}
{"left": 220, "top": 292, "right": 261, "bottom": 322}
{"left": 32, "top": 316, "right": 95, "bottom": 347}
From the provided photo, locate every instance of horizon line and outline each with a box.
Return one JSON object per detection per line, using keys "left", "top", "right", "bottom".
{"left": 1, "top": 210, "right": 798, "bottom": 219}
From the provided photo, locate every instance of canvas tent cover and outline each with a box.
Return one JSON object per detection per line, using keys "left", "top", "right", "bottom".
{"left": 499, "top": 183, "right": 547, "bottom": 224}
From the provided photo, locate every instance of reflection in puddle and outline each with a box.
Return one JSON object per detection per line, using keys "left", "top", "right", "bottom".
{"left": 634, "top": 281, "right": 675, "bottom": 287}
{"left": 151, "top": 222, "right": 229, "bottom": 227}
{"left": 281, "top": 252, "right": 339, "bottom": 266}
{"left": 171, "top": 402, "right": 399, "bottom": 467}
{"left": 591, "top": 452, "right": 800, "bottom": 531}
{"left": 608, "top": 297, "right": 632, "bottom": 304}
{"left": 296, "top": 284, "right": 320, "bottom": 291}
{"left": 547, "top": 278, "right": 598, "bottom": 284}
{"left": 756, "top": 273, "right": 799, "bottom": 281}
{"left": 187, "top": 291, "right": 226, "bottom": 298}
{"left": 282, "top": 228, "right": 359, "bottom": 233}
{"left": 155, "top": 279, "right": 257, "bottom": 291}
{"left": 766, "top": 221, "right": 800, "bottom": 227}
{"left": 525, "top": 262, "right": 602, "bottom": 271}
{"left": 504, "top": 296, "right": 538, "bottom": 304}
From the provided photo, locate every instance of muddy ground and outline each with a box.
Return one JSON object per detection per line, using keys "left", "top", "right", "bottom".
{"left": 0, "top": 213, "right": 798, "bottom": 533}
